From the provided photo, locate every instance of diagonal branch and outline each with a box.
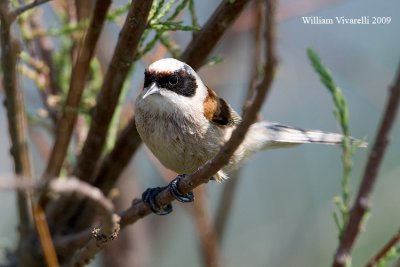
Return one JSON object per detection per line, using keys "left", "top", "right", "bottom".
{"left": 193, "top": 187, "right": 220, "bottom": 267}
{"left": 215, "top": 0, "right": 265, "bottom": 242}
{"left": 181, "top": 0, "right": 252, "bottom": 70}
{"left": 120, "top": 0, "right": 278, "bottom": 228}
{"left": 47, "top": 178, "right": 118, "bottom": 234}
{"left": 43, "top": 0, "right": 112, "bottom": 181}
{"left": 332, "top": 63, "right": 400, "bottom": 267}
{"left": 364, "top": 229, "right": 400, "bottom": 267}
{"left": 11, "top": 0, "right": 53, "bottom": 20}
{"left": 72, "top": 0, "right": 153, "bottom": 183}
{"left": 46, "top": 0, "right": 153, "bottom": 234}
{"left": 0, "top": 176, "right": 120, "bottom": 266}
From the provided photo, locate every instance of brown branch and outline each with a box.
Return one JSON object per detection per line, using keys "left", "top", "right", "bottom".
{"left": 69, "top": 118, "right": 142, "bottom": 229}
{"left": 94, "top": 119, "right": 142, "bottom": 194}
{"left": 102, "top": 174, "right": 151, "bottom": 267}
{"left": 48, "top": 178, "right": 120, "bottom": 267}
{"left": 0, "top": 0, "right": 32, "bottom": 227}
{"left": 0, "top": 176, "right": 118, "bottom": 266}
{"left": 48, "top": 178, "right": 119, "bottom": 236}
{"left": 214, "top": 172, "right": 240, "bottom": 241}
{"left": 46, "top": 0, "right": 153, "bottom": 235}
{"left": 364, "top": 229, "right": 400, "bottom": 267}
{"left": 193, "top": 187, "right": 220, "bottom": 267}
{"left": 43, "top": 0, "right": 112, "bottom": 180}
{"left": 180, "top": 0, "right": 252, "bottom": 70}
{"left": 332, "top": 63, "right": 400, "bottom": 267}
{"left": 120, "top": 0, "right": 277, "bottom": 228}
{"left": 11, "top": 0, "right": 53, "bottom": 19}
{"left": 0, "top": 4, "right": 36, "bottom": 266}
{"left": 215, "top": 0, "right": 265, "bottom": 242}
{"left": 32, "top": 204, "right": 60, "bottom": 267}
{"left": 72, "top": 0, "right": 153, "bottom": 183}
{"left": 243, "top": 0, "right": 264, "bottom": 112}
{"left": 52, "top": 230, "right": 92, "bottom": 264}
{"left": 28, "top": 14, "right": 60, "bottom": 96}
{"left": 23, "top": 11, "right": 62, "bottom": 123}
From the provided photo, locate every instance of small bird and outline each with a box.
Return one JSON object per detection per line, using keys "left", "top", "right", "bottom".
{"left": 135, "top": 58, "right": 366, "bottom": 215}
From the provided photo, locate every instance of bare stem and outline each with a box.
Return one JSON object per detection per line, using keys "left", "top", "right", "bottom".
{"left": 215, "top": 0, "right": 265, "bottom": 241}
{"left": 181, "top": 0, "right": 252, "bottom": 70}
{"left": 332, "top": 63, "right": 400, "bottom": 267}
{"left": 0, "top": 3, "right": 35, "bottom": 265}
{"left": 43, "top": 0, "right": 112, "bottom": 181}
{"left": 214, "top": 173, "right": 240, "bottom": 242}
{"left": 72, "top": 0, "right": 153, "bottom": 183}
{"left": 364, "top": 229, "right": 400, "bottom": 267}
{"left": 193, "top": 187, "right": 220, "bottom": 267}
{"left": 11, "top": 0, "right": 54, "bottom": 20}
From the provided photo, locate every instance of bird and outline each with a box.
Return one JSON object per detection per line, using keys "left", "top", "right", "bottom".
{"left": 134, "top": 58, "right": 366, "bottom": 215}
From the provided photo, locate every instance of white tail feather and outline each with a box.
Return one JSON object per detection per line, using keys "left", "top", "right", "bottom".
{"left": 254, "top": 122, "right": 367, "bottom": 148}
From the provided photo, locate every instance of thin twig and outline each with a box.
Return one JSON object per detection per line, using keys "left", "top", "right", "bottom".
{"left": 0, "top": 3, "right": 37, "bottom": 266}
{"left": 46, "top": 0, "right": 153, "bottom": 236}
{"left": 214, "top": 172, "right": 240, "bottom": 242}
{"left": 72, "top": 0, "right": 153, "bottom": 183}
{"left": 215, "top": 0, "right": 265, "bottom": 242}
{"left": 332, "top": 63, "right": 400, "bottom": 267}
{"left": 54, "top": 229, "right": 93, "bottom": 257}
{"left": 32, "top": 204, "right": 60, "bottom": 267}
{"left": 48, "top": 178, "right": 119, "bottom": 236}
{"left": 193, "top": 187, "right": 220, "bottom": 267}
{"left": 23, "top": 11, "right": 62, "bottom": 123}
{"left": 11, "top": 0, "right": 53, "bottom": 19}
{"left": 43, "top": 0, "right": 112, "bottom": 181}
{"left": 120, "top": 0, "right": 277, "bottom": 228}
{"left": 180, "top": 0, "right": 252, "bottom": 70}
{"left": 0, "top": 0, "right": 32, "bottom": 228}
{"left": 364, "top": 229, "right": 400, "bottom": 267}
{"left": 47, "top": 177, "right": 119, "bottom": 267}
{"left": 0, "top": 176, "right": 118, "bottom": 266}
{"left": 102, "top": 174, "right": 151, "bottom": 267}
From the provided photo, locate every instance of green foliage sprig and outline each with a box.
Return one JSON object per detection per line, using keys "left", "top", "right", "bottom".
{"left": 136, "top": 0, "right": 200, "bottom": 59}
{"left": 307, "top": 48, "right": 356, "bottom": 236}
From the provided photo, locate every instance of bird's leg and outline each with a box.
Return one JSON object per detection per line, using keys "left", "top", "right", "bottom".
{"left": 142, "top": 174, "right": 194, "bottom": 216}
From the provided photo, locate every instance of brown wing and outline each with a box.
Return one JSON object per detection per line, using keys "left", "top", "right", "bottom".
{"left": 203, "top": 86, "right": 241, "bottom": 127}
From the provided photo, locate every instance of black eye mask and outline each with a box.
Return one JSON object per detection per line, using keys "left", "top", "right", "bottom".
{"left": 144, "top": 69, "right": 197, "bottom": 97}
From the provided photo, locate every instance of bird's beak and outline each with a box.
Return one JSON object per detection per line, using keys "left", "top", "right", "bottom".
{"left": 142, "top": 83, "right": 160, "bottom": 99}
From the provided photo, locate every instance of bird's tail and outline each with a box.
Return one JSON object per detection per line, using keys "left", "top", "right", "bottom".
{"left": 220, "top": 121, "right": 366, "bottom": 182}
{"left": 245, "top": 122, "right": 367, "bottom": 151}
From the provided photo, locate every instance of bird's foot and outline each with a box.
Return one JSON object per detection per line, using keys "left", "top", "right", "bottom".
{"left": 169, "top": 174, "right": 194, "bottom": 203}
{"left": 142, "top": 174, "right": 194, "bottom": 216}
{"left": 142, "top": 187, "right": 172, "bottom": 215}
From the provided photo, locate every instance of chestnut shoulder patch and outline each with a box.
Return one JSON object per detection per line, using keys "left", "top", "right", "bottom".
{"left": 203, "top": 87, "right": 240, "bottom": 127}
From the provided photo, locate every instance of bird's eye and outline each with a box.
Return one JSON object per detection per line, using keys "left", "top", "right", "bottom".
{"left": 168, "top": 75, "right": 178, "bottom": 86}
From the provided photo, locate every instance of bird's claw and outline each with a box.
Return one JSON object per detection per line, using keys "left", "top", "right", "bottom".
{"left": 169, "top": 174, "right": 194, "bottom": 203}
{"left": 142, "top": 187, "right": 172, "bottom": 215}
{"left": 142, "top": 174, "right": 194, "bottom": 216}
